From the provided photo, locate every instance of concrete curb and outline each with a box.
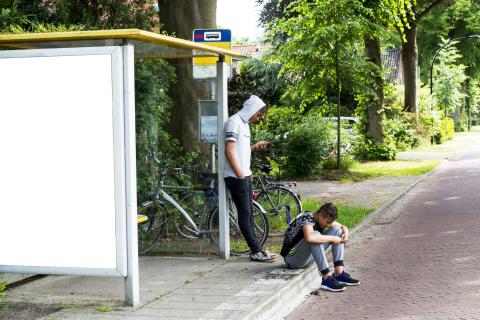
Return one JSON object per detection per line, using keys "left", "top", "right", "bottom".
{"left": 242, "top": 161, "right": 446, "bottom": 320}
{"left": 243, "top": 265, "right": 319, "bottom": 320}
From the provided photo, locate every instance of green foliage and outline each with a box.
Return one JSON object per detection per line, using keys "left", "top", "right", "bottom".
{"left": 418, "top": 0, "right": 480, "bottom": 81}
{"left": 254, "top": 106, "right": 302, "bottom": 137}
{"left": 265, "top": 0, "right": 374, "bottom": 108}
{"left": 253, "top": 107, "right": 357, "bottom": 176}
{"left": 96, "top": 305, "right": 113, "bottom": 313}
{"left": 468, "top": 80, "right": 480, "bottom": 117}
{"left": 352, "top": 136, "right": 397, "bottom": 161}
{"left": 282, "top": 117, "right": 334, "bottom": 177}
{"left": 239, "top": 58, "right": 287, "bottom": 107}
{"left": 354, "top": 85, "right": 405, "bottom": 160}
{"left": 228, "top": 58, "right": 287, "bottom": 114}
{"left": 434, "top": 116, "right": 455, "bottom": 144}
{"left": 321, "top": 156, "right": 357, "bottom": 170}
{"left": 416, "top": 87, "right": 442, "bottom": 140}
{"left": 0, "top": 0, "right": 30, "bottom": 32}
{"left": 3, "top": 22, "right": 84, "bottom": 33}
{"left": 134, "top": 60, "right": 193, "bottom": 202}
{"left": 384, "top": 115, "right": 419, "bottom": 151}
{"left": 0, "top": 280, "right": 8, "bottom": 296}
{"left": 433, "top": 39, "right": 467, "bottom": 116}
{"left": 301, "top": 199, "right": 374, "bottom": 229}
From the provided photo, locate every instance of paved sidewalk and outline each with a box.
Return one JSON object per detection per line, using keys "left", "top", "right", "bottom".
{"left": 2, "top": 256, "right": 319, "bottom": 320}
{"left": 288, "top": 136, "right": 480, "bottom": 319}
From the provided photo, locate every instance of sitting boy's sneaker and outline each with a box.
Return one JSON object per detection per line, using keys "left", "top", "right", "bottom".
{"left": 320, "top": 276, "right": 346, "bottom": 292}
{"left": 334, "top": 271, "right": 360, "bottom": 286}
{"left": 250, "top": 250, "right": 277, "bottom": 262}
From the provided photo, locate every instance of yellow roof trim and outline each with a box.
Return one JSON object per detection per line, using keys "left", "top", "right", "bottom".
{"left": 0, "top": 29, "right": 245, "bottom": 59}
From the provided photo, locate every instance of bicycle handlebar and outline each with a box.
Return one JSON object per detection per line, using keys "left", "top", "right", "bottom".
{"left": 148, "top": 151, "right": 201, "bottom": 178}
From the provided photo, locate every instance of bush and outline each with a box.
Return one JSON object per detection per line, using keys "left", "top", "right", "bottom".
{"left": 321, "top": 156, "right": 357, "bottom": 170}
{"left": 255, "top": 106, "right": 303, "bottom": 137}
{"left": 471, "top": 118, "right": 480, "bottom": 126}
{"left": 384, "top": 116, "right": 419, "bottom": 151}
{"left": 434, "top": 116, "right": 455, "bottom": 144}
{"left": 282, "top": 117, "right": 334, "bottom": 177}
{"left": 352, "top": 137, "right": 397, "bottom": 161}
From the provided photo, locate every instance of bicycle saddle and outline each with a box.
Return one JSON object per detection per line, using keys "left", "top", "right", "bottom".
{"left": 256, "top": 165, "right": 272, "bottom": 174}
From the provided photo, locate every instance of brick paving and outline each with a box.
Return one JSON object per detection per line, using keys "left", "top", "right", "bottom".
{"left": 288, "top": 141, "right": 480, "bottom": 320}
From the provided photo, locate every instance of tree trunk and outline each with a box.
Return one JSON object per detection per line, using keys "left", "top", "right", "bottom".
{"left": 402, "top": 25, "right": 418, "bottom": 113}
{"left": 158, "top": 0, "right": 217, "bottom": 157}
{"left": 364, "top": 37, "right": 384, "bottom": 142}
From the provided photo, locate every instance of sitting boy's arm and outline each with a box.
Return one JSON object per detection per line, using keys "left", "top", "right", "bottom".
{"left": 303, "top": 224, "right": 342, "bottom": 244}
{"left": 333, "top": 221, "right": 349, "bottom": 243}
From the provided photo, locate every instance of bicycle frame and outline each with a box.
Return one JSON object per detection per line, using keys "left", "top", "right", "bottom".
{"left": 159, "top": 189, "right": 202, "bottom": 235}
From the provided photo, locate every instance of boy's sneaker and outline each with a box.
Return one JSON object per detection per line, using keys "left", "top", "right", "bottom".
{"left": 320, "top": 275, "right": 346, "bottom": 292}
{"left": 250, "top": 250, "right": 277, "bottom": 262}
{"left": 334, "top": 271, "right": 360, "bottom": 286}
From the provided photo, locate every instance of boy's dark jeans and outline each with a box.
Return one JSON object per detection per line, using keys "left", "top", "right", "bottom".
{"left": 224, "top": 176, "right": 262, "bottom": 253}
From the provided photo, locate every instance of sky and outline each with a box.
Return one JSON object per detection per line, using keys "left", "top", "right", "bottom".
{"left": 216, "top": 0, "right": 264, "bottom": 42}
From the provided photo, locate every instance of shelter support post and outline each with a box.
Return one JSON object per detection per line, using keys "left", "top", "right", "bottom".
{"left": 123, "top": 42, "right": 140, "bottom": 306}
{"left": 217, "top": 56, "right": 230, "bottom": 260}
{"left": 209, "top": 80, "right": 216, "bottom": 174}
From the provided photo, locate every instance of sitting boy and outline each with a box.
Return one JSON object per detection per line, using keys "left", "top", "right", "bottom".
{"left": 280, "top": 202, "right": 360, "bottom": 292}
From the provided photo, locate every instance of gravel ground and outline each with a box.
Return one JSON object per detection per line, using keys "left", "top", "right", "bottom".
{"left": 0, "top": 302, "right": 60, "bottom": 320}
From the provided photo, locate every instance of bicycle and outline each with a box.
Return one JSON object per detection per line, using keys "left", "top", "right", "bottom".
{"left": 253, "top": 164, "right": 302, "bottom": 236}
{"left": 137, "top": 154, "right": 269, "bottom": 255}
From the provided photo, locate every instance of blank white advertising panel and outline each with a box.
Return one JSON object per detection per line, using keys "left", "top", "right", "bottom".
{"left": 0, "top": 47, "right": 126, "bottom": 276}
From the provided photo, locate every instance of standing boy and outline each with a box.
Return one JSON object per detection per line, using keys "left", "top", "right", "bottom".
{"left": 224, "top": 95, "right": 277, "bottom": 262}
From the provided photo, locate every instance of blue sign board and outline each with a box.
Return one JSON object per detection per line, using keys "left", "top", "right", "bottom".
{"left": 194, "top": 29, "right": 232, "bottom": 43}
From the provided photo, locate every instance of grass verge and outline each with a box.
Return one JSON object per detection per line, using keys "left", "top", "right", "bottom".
{"left": 301, "top": 199, "right": 374, "bottom": 229}
{"left": 319, "top": 159, "right": 441, "bottom": 182}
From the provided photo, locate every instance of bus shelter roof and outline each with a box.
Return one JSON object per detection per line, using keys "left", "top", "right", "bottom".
{"left": 0, "top": 28, "right": 245, "bottom": 60}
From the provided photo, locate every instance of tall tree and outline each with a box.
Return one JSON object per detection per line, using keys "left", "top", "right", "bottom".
{"left": 433, "top": 39, "right": 467, "bottom": 121}
{"left": 362, "top": 0, "right": 412, "bottom": 142}
{"left": 157, "top": 0, "right": 216, "bottom": 157}
{"left": 266, "top": 0, "right": 373, "bottom": 168}
{"left": 396, "top": 0, "right": 450, "bottom": 113}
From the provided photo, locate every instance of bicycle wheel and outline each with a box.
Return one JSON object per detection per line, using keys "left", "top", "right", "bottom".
{"left": 255, "top": 186, "right": 302, "bottom": 236}
{"left": 173, "top": 191, "right": 205, "bottom": 239}
{"left": 208, "top": 201, "right": 269, "bottom": 255}
{"left": 137, "top": 201, "right": 168, "bottom": 255}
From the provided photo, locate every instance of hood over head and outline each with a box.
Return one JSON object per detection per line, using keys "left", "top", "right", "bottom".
{"left": 237, "top": 95, "right": 266, "bottom": 123}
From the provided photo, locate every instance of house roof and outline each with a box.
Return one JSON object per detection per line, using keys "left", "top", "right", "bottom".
{"left": 232, "top": 44, "right": 271, "bottom": 59}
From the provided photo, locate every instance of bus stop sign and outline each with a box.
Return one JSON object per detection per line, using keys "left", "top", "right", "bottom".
{"left": 193, "top": 29, "right": 232, "bottom": 80}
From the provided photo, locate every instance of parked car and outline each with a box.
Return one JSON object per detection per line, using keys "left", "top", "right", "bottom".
{"left": 324, "top": 116, "right": 358, "bottom": 134}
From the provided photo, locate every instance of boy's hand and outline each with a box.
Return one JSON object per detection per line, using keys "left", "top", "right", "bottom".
{"left": 254, "top": 141, "right": 269, "bottom": 150}
{"left": 341, "top": 234, "right": 349, "bottom": 244}
{"left": 330, "top": 236, "right": 343, "bottom": 244}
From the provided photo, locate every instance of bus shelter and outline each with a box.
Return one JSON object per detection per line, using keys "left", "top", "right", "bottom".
{"left": 0, "top": 29, "right": 243, "bottom": 306}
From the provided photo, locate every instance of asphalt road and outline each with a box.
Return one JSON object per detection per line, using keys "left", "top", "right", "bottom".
{"left": 288, "top": 138, "right": 480, "bottom": 320}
